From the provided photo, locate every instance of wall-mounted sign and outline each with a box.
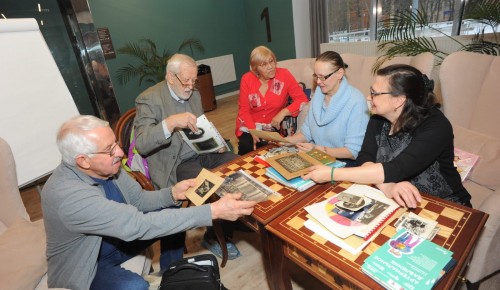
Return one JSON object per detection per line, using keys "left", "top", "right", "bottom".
{"left": 97, "top": 27, "right": 116, "bottom": 59}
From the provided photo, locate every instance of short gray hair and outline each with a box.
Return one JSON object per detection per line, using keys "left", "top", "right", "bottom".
{"left": 57, "top": 115, "right": 109, "bottom": 166}
{"left": 166, "top": 53, "right": 197, "bottom": 75}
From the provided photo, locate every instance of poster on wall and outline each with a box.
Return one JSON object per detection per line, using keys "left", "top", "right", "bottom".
{"left": 97, "top": 27, "right": 116, "bottom": 59}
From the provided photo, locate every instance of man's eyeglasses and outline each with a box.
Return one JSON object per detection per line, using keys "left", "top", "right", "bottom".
{"left": 258, "top": 59, "right": 276, "bottom": 69}
{"left": 175, "top": 74, "right": 198, "bottom": 88}
{"left": 312, "top": 67, "right": 340, "bottom": 82}
{"left": 88, "top": 143, "right": 119, "bottom": 157}
{"left": 370, "top": 88, "right": 393, "bottom": 97}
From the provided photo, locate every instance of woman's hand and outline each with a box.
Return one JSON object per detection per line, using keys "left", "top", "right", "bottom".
{"left": 250, "top": 133, "right": 261, "bottom": 150}
{"left": 271, "top": 109, "right": 289, "bottom": 129}
{"left": 302, "top": 164, "right": 332, "bottom": 183}
{"left": 381, "top": 181, "right": 422, "bottom": 208}
{"left": 295, "top": 142, "right": 315, "bottom": 152}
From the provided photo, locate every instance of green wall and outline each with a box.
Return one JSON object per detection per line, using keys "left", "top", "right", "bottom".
{"left": 88, "top": 0, "right": 296, "bottom": 112}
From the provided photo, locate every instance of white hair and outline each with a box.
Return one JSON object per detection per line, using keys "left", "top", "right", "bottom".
{"left": 57, "top": 115, "right": 109, "bottom": 166}
{"left": 166, "top": 53, "right": 197, "bottom": 75}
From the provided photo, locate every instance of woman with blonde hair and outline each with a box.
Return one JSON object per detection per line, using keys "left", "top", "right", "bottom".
{"left": 236, "top": 46, "right": 308, "bottom": 155}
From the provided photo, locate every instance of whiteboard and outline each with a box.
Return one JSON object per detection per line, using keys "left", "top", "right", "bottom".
{"left": 0, "top": 18, "right": 80, "bottom": 187}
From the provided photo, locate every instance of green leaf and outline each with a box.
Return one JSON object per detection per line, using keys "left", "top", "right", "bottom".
{"left": 116, "top": 38, "right": 204, "bottom": 86}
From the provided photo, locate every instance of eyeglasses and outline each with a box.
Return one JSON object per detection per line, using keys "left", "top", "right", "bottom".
{"left": 313, "top": 68, "right": 340, "bottom": 82}
{"left": 88, "top": 142, "right": 119, "bottom": 157}
{"left": 258, "top": 59, "right": 276, "bottom": 69}
{"left": 174, "top": 74, "right": 198, "bottom": 88}
{"left": 369, "top": 88, "right": 393, "bottom": 97}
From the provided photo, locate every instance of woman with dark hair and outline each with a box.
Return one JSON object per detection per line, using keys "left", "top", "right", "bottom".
{"left": 284, "top": 51, "right": 369, "bottom": 166}
{"left": 236, "top": 46, "right": 309, "bottom": 155}
{"left": 304, "top": 64, "right": 471, "bottom": 208}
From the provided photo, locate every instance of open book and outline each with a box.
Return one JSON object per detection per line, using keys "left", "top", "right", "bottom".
{"left": 305, "top": 184, "right": 400, "bottom": 240}
{"left": 454, "top": 148, "right": 480, "bottom": 182}
{"left": 179, "top": 114, "right": 230, "bottom": 154}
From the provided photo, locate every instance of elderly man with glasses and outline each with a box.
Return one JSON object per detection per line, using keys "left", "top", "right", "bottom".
{"left": 133, "top": 53, "right": 241, "bottom": 264}
{"left": 41, "top": 115, "right": 256, "bottom": 290}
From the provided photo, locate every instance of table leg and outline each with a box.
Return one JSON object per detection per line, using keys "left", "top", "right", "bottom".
{"left": 259, "top": 223, "right": 292, "bottom": 290}
{"left": 213, "top": 220, "right": 228, "bottom": 267}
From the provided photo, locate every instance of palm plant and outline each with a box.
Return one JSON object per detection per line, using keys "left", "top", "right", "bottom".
{"left": 116, "top": 38, "right": 204, "bottom": 86}
{"left": 375, "top": 0, "right": 500, "bottom": 70}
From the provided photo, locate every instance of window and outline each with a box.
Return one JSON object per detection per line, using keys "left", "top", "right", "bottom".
{"left": 327, "top": 0, "right": 371, "bottom": 42}
{"left": 326, "top": 0, "right": 498, "bottom": 42}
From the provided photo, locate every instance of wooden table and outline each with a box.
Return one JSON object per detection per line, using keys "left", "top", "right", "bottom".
{"left": 211, "top": 145, "right": 320, "bottom": 286}
{"left": 265, "top": 182, "right": 489, "bottom": 290}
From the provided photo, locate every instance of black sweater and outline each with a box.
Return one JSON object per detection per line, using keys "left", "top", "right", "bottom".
{"left": 357, "top": 107, "right": 470, "bottom": 203}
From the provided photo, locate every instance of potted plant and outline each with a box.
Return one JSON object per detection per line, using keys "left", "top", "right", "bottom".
{"left": 375, "top": 0, "right": 499, "bottom": 70}
{"left": 116, "top": 38, "right": 204, "bottom": 86}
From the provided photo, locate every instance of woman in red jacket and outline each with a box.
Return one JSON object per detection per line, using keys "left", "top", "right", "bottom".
{"left": 236, "top": 46, "right": 309, "bottom": 155}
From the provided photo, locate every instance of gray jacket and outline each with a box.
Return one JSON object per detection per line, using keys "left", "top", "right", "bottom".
{"left": 41, "top": 162, "right": 211, "bottom": 290}
{"left": 134, "top": 81, "right": 204, "bottom": 189}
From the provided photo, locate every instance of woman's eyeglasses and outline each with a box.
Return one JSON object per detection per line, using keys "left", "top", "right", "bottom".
{"left": 369, "top": 88, "right": 393, "bottom": 97}
{"left": 312, "top": 67, "right": 340, "bottom": 82}
{"left": 258, "top": 59, "right": 276, "bottom": 69}
{"left": 175, "top": 74, "right": 198, "bottom": 88}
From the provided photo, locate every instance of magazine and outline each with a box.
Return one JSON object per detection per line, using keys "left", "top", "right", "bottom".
{"left": 362, "top": 229, "right": 454, "bottom": 290}
{"left": 454, "top": 148, "right": 480, "bottom": 182}
{"left": 215, "top": 169, "right": 281, "bottom": 202}
{"left": 179, "top": 114, "right": 230, "bottom": 154}
{"left": 304, "top": 184, "right": 400, "bottom": 239}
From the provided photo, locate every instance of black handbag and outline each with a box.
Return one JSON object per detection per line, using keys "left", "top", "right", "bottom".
{"left": 159, "top": 254, "right": 227, "bottom": 290}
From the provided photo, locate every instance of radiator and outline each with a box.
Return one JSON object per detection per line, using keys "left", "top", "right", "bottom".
{"left": 197, "top": 54, "right": 237, "bottom": 86}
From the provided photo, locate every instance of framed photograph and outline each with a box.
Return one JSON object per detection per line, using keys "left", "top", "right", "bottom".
{"left": 215, "top": 169, "right": 280, "bottom": 202}
{"left": 185, "top": 169, "right": 225, "bottom": 206}
{"left": 266, "top": 151, "right": 324, "bottom": 180}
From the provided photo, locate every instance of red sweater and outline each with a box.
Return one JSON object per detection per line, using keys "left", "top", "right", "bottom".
{"left": 236, "top": 68, "right": 308, "bottom": 137}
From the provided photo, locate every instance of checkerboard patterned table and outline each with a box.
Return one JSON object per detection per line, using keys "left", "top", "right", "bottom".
{"left": 265, "top": 182, "right": 488, "bottom": 290}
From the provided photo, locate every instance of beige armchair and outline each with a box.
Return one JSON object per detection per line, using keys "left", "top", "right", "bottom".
{"left": 279, "top": 53, "right": 435, "bottom": 130}
{"left": 0, "top": 137, "right": 152, "bottom": 289}
{"left": 440, "top": 51, "right": 500, "bottom": 289}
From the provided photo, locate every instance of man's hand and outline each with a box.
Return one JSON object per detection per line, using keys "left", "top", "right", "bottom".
{"left": 165, "top": 112, "right": 198, "bottom": 132}
{"left": 210, "top": 193, "right": 256, "bottom": 221}
{"left": 171, "top": 179, "right": 197, "bottom": 201}
{"left": 381, "top": 181, "right": 422, "bottom": 208}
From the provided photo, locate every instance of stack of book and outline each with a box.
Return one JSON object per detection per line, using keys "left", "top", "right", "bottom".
{"left": 265, "top": 160, "right": 346, "bottom": 192}
{"left": 304, "top": 184, "right": 401, "bottom": 255}
{"left": 253, "top": 146, "right": 346, "bottom": 192}
{"left": 362, "top": 229, "right": 455, "bottom": 290}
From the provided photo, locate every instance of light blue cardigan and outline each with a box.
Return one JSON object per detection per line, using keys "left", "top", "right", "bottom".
{"left": 300, "top": 79, "right": 369, "bottom": 159}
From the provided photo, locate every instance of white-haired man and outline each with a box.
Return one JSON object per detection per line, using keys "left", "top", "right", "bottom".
{"left": 134, "top": 53, "right": 241, "bottom": 260}
{"left": 41, "top": 115, "right": 255, "bottom": 290}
